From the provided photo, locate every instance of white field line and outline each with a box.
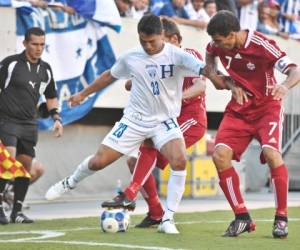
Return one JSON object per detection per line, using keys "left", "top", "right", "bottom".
{"left": 22, "top": 240, "right": 185, "bottom": 250}
{"left": 1, "top": 218, "right": 300, "bottom": 249}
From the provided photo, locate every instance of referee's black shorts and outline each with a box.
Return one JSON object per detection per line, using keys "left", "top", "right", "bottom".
{"left": 0, "top": 119, "right": 38, "bottom": 157}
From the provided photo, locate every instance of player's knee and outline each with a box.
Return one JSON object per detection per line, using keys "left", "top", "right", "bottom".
{"left": 212, "top": 148, "right": 230, "bottom": 169}
{"left": 127, "top": 157, "right": 137, "bottom": 174}
{"left": 32, "top": 162, "right": 45, "bottom": 177}
{"left": 89, "top": 155, "right": 108, "bottom": 170}
{"left": 169, "top": 155, "right": 186, "bottom": 171}
{"left": 263, "top": 148, "right": 283, "bottom": 167}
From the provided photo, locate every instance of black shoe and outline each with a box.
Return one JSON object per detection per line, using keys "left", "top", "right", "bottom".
{"left": 101, "top": 192, "right": 136, "bottom": 211}
{"left": 272, "top": 220, "right": 288, "bottom": 239}
{"left": 223, "top": 219, "right": 256, "bottom": 237}
{"left": 0, "top": 207, "right": 9, "bottom": 225}
{"left": 10, "top": 212, "right": 34, "bottom": 224}
{"left": 135, "top": 213, "right": 162, "bottom": 228}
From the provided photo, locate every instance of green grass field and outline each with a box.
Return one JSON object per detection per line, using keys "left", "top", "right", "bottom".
{"left": 1, "top": 207, "right": 299, "bottom": 250}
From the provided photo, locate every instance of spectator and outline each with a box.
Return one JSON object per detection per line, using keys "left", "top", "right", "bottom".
{"left": 149, "top": 0, "right": 169, "bottom": 15}
{"left": 159, "top": 0, "right": 207, "bottom": 28}
{"left": 237, "top": 0, "right": 262, "bottom": 30}
{"left": 215, "top": 0, "right": 238, "bottom": 15}
{"left": 115, "top": 0, "right": 133, "bottom": 17}
{"left": 126, "top": 0, "right": 150, "bottom": 19}
{"left": 185, "top": 0, "right": 210, "bottom": 26}
{"left": 257, "top": 1, "right": 289, "bottom": 39}
{"left": 278, "top": 0, "right": 300, "bottom": 40}
{"left": 204, "top": 0, "right": 217, "bottom": 17}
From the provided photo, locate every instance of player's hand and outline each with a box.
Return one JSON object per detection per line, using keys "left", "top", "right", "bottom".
{"left": 68, "top": 92, "right": 85, "bottom": 107}
{"left": 53, "top": 120, "right": 63, "bottom": 137}
{"left": 201, "top": 64, "right": 215, "bottom": 78}
{"left": 231, "top": 85, "right": 249, "bottom": 105}
{"left": 268, "top": 84, "right": 289, "bottom": 100}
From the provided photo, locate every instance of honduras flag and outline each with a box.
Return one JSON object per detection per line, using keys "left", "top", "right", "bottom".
{"left": 65, "top": 0, "right": 122, "bottom": 32}
{"left": 16, "top": 6, "right": 117, "bottom": 130}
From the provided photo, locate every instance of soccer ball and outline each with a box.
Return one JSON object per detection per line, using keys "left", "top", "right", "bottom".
{"left": 100, "top": 209, "right": 130, "bottom": 233}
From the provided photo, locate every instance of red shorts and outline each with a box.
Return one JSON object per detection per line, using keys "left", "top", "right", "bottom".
{"left": 215, "top": 102, "right": 284, "bottom": 163}
{"left": 155, "top": 114, "right": 206, "bottom": 169}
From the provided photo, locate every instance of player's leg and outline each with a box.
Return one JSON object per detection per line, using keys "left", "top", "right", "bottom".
{"left": 213, "top": 113, "right": 256, "bottom": 236}
{"left": 0, "top": 143, "right": 15, "bottom": 225}
{"left": 134, "top": 152, "right": 167, "bottom": 228}
{"left": 152, "top": 118, "right": 187, "bottom": 234}
{"left": 0, "top": 126, "right": 31, "bottom": 225}
{"left": 46, "top": 118, "right": 143, "bottom": 201}
{"left": 258, "top": 105, "right": 288, "bottom": 238}
{"left": 124, "top": 141, "right": 158, "bottom": 200}
{"left": 30, "top": 159, "right": 45, "bottom": 184}
{"left": 12, "top": 153, "right": 33, "bottom": 223}
{"left": 101, "top": 142, "right": 160, "bottom": 211}
{"left": 45, "top": 144, "right": 123, "bottom": 200}
{"left": 158, "top": 137, "right": 186, "bottom": 234}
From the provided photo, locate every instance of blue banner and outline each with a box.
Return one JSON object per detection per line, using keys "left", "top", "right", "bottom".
{"left": 66, "top": 0, "right": 122, "bottom": 32}
{"left": 15, "top": 7, "right": 116, "bottom": 130}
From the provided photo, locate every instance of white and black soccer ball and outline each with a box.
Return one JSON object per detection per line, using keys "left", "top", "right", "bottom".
{"left": 100, "top": 209, "right": 130, "bottom": 233}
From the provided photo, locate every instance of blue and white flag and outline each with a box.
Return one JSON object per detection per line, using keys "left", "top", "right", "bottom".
{"left": 16, "top": 7, "right": 116, "bottom": 130}
{"left": 66, "top": 0, "right": 122, "bottom": 32}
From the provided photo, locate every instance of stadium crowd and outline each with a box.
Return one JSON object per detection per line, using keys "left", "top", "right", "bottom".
{"left": 22, "top": 0, "right": 300, "bottom": 40}
{"left": 116, "top": 0, "right": 300, "bottom": 40}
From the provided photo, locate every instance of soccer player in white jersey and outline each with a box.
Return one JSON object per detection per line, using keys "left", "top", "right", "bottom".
{"left": 45, "top": 14, "right": 207, "bottom": 234}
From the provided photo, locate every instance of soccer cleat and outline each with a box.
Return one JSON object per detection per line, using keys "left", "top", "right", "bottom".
{"left": 223, "top": 219, "right": 256, "bottom": 237}
{"left": 101, "top": 192, "right": 136, "bottom": 211}
{"left": 0, "top": 207, "right": 9, "bottom": 225}
{"left": 10, "top": 212, "right": 34, "bottom": 224}
{"left": 45, "top": 177, "right": 73, "bottom": 200}
{"left": 135, "top": 213, "right": 162, "bottom": 228}
{"left": 157, "top": 219, "right": 179, "bottom": 234}
{"left": 272, "top": 220, "right": 288, "bottom": 239}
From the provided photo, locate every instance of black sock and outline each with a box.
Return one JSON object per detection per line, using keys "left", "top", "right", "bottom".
{"left": 0, "top": 178, "right": 8, "bottom": 207}
{"left": 235, "top": 212, "right": 251, "bottom": 221}
{"left": 11, "top": 177, "right": 30, "bottom": 216}
{"left": 275, "top": 215, "right": 288, "bottom": 222}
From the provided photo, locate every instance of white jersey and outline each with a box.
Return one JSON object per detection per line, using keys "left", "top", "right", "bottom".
{"left": 111, "top": 43, "right": 205, "bottom": 127}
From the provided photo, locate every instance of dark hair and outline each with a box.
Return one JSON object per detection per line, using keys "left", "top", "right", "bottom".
{"left": 161, "top": 17, "right": 182, "bottom": 44}
{"left": 207, "top": 10, "right": 240, "bottom": 37}
{"left": 25, "top": 27, "right": 45, "bottom": 41}
{"left": 204, "top": 0, "right": 215, "bottom": 8}
{"left": 138, "top": 14, "right": 162, "bottom": 35}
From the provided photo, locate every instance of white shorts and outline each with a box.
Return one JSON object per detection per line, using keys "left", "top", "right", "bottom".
{"left": 102, "top": 116, "right": 183, "bottom": 157}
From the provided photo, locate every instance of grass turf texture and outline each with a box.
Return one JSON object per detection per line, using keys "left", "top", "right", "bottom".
{"left": 0, "top": 207, "right": 299, "bottom": 250}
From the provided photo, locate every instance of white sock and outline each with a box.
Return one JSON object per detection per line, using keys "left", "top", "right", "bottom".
{"left": 68, "top": 155, "right": 95, "bottom": 188}
{"left": 163, "top": 169, "right": 187, "bottom": 221}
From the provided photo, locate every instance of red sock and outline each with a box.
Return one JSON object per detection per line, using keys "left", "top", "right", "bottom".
{"left": 140, "top": 173, "right": 164, "bottom": 220}
{"left": 124, "top": 147, "right": 157, "bottom": 200}
{"left": 218, "top": 167, "right": 248, "bottom": 215}
{"left": 271, "top": 164, "right": 288, "bottom": 217}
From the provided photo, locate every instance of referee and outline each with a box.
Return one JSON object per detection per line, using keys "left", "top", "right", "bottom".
{"left": 0, "top": 27, "right": 63, "bottom": 224}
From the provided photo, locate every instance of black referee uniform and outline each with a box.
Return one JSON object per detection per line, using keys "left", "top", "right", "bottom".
{"left": 0, "top": 50, "right": 57, "bottom": 157}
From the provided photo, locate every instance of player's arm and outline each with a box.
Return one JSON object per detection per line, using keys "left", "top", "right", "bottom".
{"left": 182, "top": 77, "right": 206, "bottom": 99}
{"left": 69, "top": 69, "right": 116, "bottom": 107}
{"left": 271, "top": 66, "right": 300, "bottom": 100}
{"left": 46, "top": 97, "right": 63, "bottom": 137}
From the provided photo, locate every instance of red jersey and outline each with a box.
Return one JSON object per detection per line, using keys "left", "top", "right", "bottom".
{"left": 181, "top": 48, "right": 207, "bottom": 128}
{"left": 206, "top": 30, "right": 296, "bottom": 119}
